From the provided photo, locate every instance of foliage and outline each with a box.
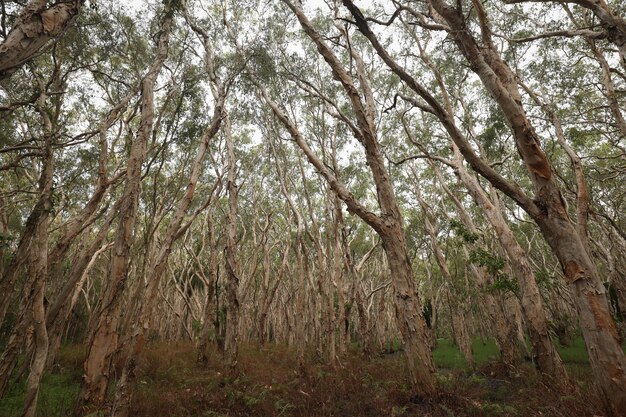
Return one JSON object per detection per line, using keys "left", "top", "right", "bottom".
{"left": 468, "top": 249, "right": 519, "bottom": 295}
{"left": 0, "top": 340, "right": 610, "bottom": 417}
{"left": 1, "top": 0, "right": 626, "bottom": 414}
{"left": 449, "top": 220, "right": 479, "bottom": 244}
{"left": 0, "top": 373, "right": 80, "bottom": 417}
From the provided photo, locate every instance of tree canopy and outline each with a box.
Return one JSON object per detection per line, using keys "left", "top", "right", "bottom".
{"left": 1, "top": 0, "right": 626, "bottom": 416}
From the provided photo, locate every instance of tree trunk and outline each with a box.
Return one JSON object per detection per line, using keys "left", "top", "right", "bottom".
{"left": 75, "top": 6, "right": 173, "bottom": 412}
{"left": 0, "top": 0, "right": 83, "bottom": 81}
{"left": 45, "top": 209, "right": 117, "bottom": 370}
{"left": 22, "top": 101, "right": 54, "bottom": 417}
{"left": 0, "top": 190, "right": 46, "bottom": 328}
{"left": 382, "top": 229, "right": 437, "bottom": 396}
{"left": 22, "top": 217, "right": 49, "bottom": 417}
{"left": 429, "top": 0, "right": 624, "bottom": 407}
{"left": 0, "top": 194, "right": 7, "bottom": 289}
{"left": 0, "top": 138, "right": 55, "bottom": 399}
{"left": 224, "top": 116, "right": 240, "bottom": 371}
{"left": 47, "top": 242, "right": 109, "bottom": 366}
{"left": 0, "top": 307, "right": 29, "bottom": 398}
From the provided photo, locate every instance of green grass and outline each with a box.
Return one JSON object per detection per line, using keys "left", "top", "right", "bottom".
{"left": 431, "top": 336, "right": 622, "bottom": 371}
{"left": 433, "top": 338, "right": 499, "bottom": 369}
{"left": 432, "top": 339, "right": 468, "bottom": 369}
{"left": 0, "top": 337, "right": 613, "bottom": 416}
{"left": 555, "top": 337, "right": 589, "bottom": 364}
{"left": 0, "top": 373, "right": 80, "bottom": 417}
{"left": 555, "top": 336, "right": 626, "bottom": 382}
{"left": 471, "top": 338, "right": 500, "bottom": 365}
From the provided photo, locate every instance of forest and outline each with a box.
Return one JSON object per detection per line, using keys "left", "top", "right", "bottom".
{"left": 0, "top": 0, "right": 625, "bottom": 416}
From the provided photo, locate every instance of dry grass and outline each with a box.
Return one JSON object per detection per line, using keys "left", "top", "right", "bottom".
{"left": 126, "top": 342, "right": 604, "bottom": 417}
{"left": 0, "top": 340, "right": 607, "bottom": 417}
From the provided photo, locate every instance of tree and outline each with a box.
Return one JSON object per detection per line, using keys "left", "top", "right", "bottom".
{"left": 0, "top": 0, "right": 83, "bottom": 81}
{"left": 343, "top": 0, "right": 625, "bottom": 412}
{"left": 76, "top": 2, "right": 174, "bottom": 411}
{"left": 250, "top": 0, "right": 438, "bottom": 396}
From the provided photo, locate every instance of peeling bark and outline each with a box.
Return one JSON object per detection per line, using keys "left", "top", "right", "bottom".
{"left": 75, "top": 5, "right": 173, "bottom": 413}
{"left": 262, "top": 0, "right": 439, "bottom": 395}
{"left": 0, "top": 0, "right": 83, "bottom": 81}
{"left": 22, "top": 92, "right": 54, "bottom": 417}
{"left": 428, "top": 0, "right": 626, "bottom": 410}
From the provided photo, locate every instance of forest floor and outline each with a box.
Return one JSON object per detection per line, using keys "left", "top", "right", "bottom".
{"left": 0, "top": 337, "right": 614, "bottom": 417}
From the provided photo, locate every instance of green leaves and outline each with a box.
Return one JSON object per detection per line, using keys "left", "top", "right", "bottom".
{"left": 468, "top": 248, "right": 519, "bottom": 295}
{"left": 250, "top": 46, "right": 277, "bottom": 82}
{"left": 468, "top": 248, "right": 505, "bottom": 275}
{"left": 449, "top": 219, "right": 479, "bottom": 244}
{"left": 0, "top": 233, "right": 14, "bottom": 249}
{"left": 484, "top": 276, "right": 519, "bottom": 295}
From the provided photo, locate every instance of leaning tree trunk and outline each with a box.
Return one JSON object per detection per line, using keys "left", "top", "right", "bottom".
{"left": 22, "top": 101, "right": 55, "bottom": 417}
{"left": 344, "top": 0, "right": 621, "bottom": 409}
{"left": 0, "top": 0, "right": 83, "bottom": 81}
{"left": 0, "top": 183, "right": 50, "bottom": 328}
{"left": 0, "top": 307, "right": 31, "bottom": 399}
{"left": 426, "top": 0, "right": 626, "bottom": 411}
{"left": 0, "top": 144, "right": 55, "bottom": 399}
{"left": 22, "top": 170, "right": 51, "bottom": 417}
{"left": 0, "top": 82, "right": 57, "bottom": 405}
{"left": 46, "top": 240, "right": 113, "bottom": 370}
{"left": 223, "top": 116, "right": 240, "bottom": 371}
{"left": 75, "top": 6, "right": 173, "bottom": 413}
{"left": 0, "top": 194, "right": 6, "bottom": 280}
{"left": 381, "top": 229, "right": 437, "bottom": 395}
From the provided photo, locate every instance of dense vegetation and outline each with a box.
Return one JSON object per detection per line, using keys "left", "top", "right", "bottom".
{"left": 0, "top": 339, "right": 614, "bottom": 416}
{"left": 0, "top": 0, "right": 625, "bottom": 416}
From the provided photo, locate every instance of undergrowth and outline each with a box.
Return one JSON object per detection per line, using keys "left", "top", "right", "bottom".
{"left": 0, "top": 373, "right": 80, "bottom": 417}
{"left": 0, "top": 338, "right": 607, "bottom": 417}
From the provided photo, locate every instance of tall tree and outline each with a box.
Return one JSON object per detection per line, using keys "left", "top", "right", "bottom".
{"left": 343, "top": 1, "right": 625, "bottom": 411}
{"left": 75, "top": 3, "right": 174, "bottom": 411}
{"left": 252, "top": 0, "right": 438, "bottom": 395}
